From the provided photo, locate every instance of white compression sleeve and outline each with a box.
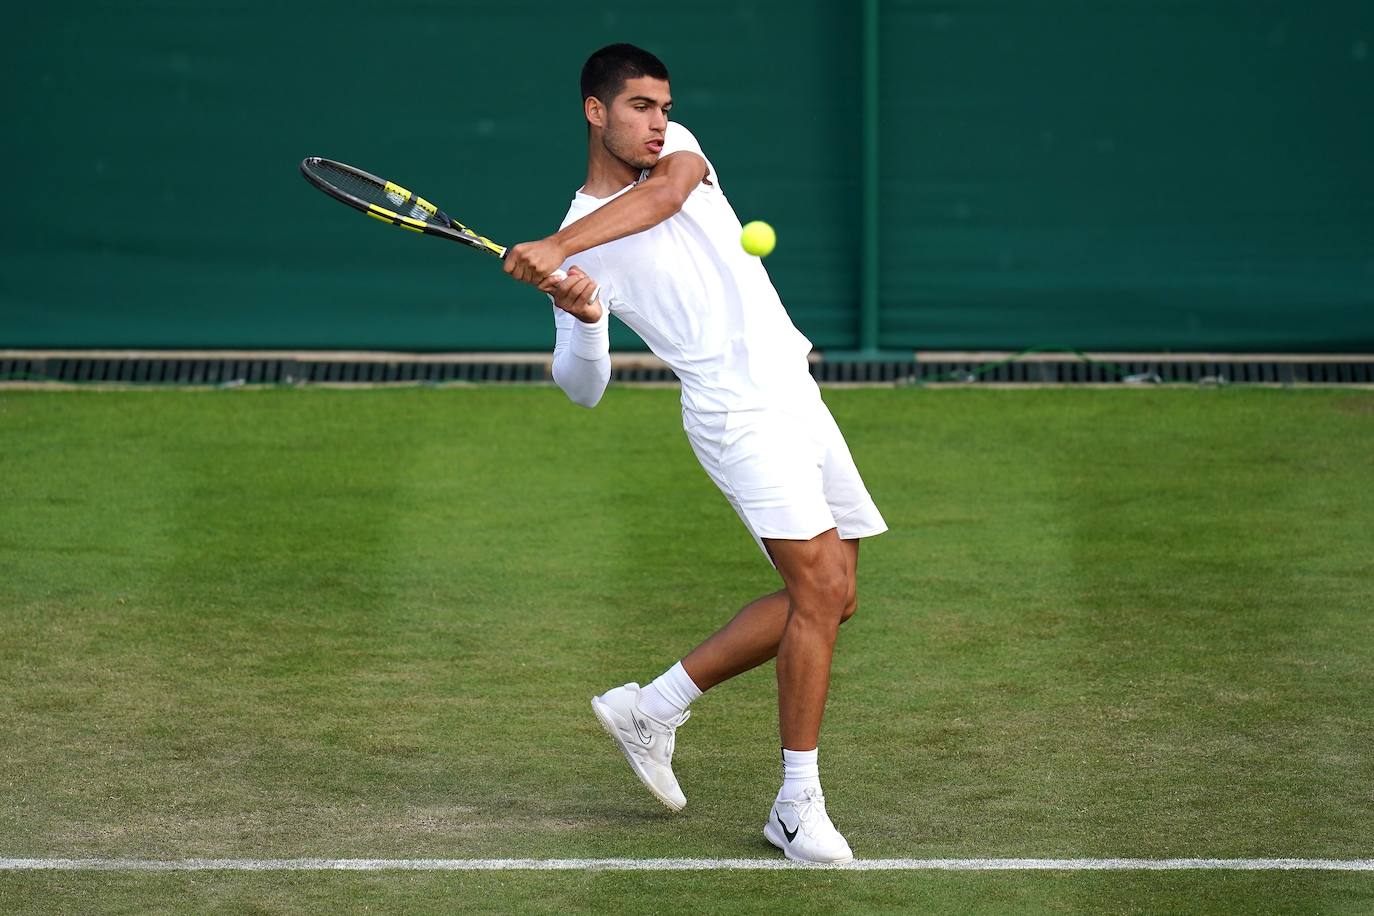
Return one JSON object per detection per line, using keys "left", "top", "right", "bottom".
{"left": 550, "top": 303, "right": 611, "bottom": 408}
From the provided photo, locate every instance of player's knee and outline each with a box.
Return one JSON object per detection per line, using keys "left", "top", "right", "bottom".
{"left": 793, "top": 568, "right": 850, "bottom": 622}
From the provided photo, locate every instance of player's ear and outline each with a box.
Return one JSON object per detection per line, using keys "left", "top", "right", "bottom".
{"left": 585, "top": 95, "right": 605, "bottom": 129}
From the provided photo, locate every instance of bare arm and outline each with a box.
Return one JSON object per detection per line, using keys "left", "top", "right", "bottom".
{"left": 504, "top": 151, "right": 708, "bottom": 286}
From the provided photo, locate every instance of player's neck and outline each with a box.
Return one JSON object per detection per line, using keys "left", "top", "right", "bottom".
{"left": 582, "top": 136, "right": 639, "bottom": 198}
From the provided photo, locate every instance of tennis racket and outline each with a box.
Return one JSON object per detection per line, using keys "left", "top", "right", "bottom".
{"left": 300, "top": 156, "right": 581, "bottom": 288}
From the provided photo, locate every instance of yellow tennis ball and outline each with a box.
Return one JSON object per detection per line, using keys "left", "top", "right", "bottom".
{"left": 740, "top": 220, "right": 776, "bottom": 257}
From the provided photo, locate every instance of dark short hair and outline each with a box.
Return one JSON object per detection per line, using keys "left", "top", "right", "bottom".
{"left": 580, "top": 43, "right": 670, "bottom": 105}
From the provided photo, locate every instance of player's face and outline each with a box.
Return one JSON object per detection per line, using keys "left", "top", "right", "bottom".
{"left": 600, "top": 77, "right": 672, "bottom": 171}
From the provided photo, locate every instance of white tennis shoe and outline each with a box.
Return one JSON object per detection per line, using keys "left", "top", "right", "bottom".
{"left": 764, "top": 787, "right": 854, "bottom": 864}
{"left": 590, "top": 683, "right": 689, "bottom": 812}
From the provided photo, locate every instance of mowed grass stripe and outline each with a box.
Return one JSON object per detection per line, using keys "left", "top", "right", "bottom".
{"left": 2, "top": 387, "right": 1373, "bottom": 912}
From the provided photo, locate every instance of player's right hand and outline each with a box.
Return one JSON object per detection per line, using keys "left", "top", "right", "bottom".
{"left": 540, "top": 266, "right": 603, "bottom": 324}
{"left": 505, "top": 237, "right": 568, "bottom": 286}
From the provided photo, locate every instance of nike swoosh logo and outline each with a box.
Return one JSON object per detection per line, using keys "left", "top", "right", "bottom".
{"left": 776, "top": 812, "right": 799, "bottom": 843}
{"left": 632, "top": 717, "right": 653, "bottom": 746}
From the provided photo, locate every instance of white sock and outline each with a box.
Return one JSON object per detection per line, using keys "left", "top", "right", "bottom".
{"left": 778, "top": 747, "right": 821, "bottom": 801}
{"left": 637, "top": 661, "right": 702, "bottom": 722}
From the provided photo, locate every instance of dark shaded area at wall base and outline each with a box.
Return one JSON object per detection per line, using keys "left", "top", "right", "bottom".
{"left": 2, "top": 353, "right": 1371, "bottom": 388}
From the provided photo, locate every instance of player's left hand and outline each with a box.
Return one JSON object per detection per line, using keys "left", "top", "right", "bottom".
{"left": 504, "top": 237, "right": 568, "bottom": 286}
{"left": 540, "top": 265, "right": 602, "bottom": 324}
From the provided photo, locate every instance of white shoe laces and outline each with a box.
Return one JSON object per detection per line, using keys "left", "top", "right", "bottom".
{"left": 639, "top": 707, "right": 689, "bottom": 759}
{"left": 793, "top": 787, "right": 829, "bottom": 835}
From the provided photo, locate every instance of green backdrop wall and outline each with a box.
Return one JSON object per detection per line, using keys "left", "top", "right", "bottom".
{"left": 3, "top": 2, "right": 1370, "bottom": 352}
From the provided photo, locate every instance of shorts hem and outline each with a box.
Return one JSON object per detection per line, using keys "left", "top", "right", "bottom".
{"left": 753, "top": 522, "right": 839, "bottom": 543}
{"left": 837, "top": 523, "right": 888, "bottom": 541}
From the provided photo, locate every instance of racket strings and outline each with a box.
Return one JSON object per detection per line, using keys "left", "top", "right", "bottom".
{"left": 306, "top": 160, "right": 447, "bottom": 227}
{"left": 301, "top": 157, "right": 506, "bottom": 256}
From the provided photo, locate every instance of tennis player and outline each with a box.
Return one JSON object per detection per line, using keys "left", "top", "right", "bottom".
{"left": 503, "top": 43, "right": 886, "bottom": 865}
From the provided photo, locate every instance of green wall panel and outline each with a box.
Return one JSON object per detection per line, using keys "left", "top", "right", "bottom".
{"left": 2, "top": 2, "right": 1369, "bottom": 352}
{"left": 880, "top": 0, "right": 1374, "bottom": 351}
{"left": 1, "top": 2, "right": 857, "bottom": 351}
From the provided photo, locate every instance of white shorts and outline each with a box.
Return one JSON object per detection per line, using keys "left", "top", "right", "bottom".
{"left": 683, "top": 395, "right": 888, "bottom": 563}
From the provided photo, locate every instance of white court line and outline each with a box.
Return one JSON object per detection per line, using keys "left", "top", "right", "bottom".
{"left": 2, "top": 858, "right": 1372, "bottom": 872}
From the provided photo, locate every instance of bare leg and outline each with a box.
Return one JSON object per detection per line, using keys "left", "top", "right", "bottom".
{"left": 767, "top": 529, "right": 853, "bottom": 750}
{"left": 680, "top": 589, "right": 789, "bottom": 691}
{"left": 680, "top": 536, "right": 858, "bottom": 714}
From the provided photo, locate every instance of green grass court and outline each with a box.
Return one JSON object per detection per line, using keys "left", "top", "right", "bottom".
{"left": 2, "top": 386, "right": 1372, "bottom": 913}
